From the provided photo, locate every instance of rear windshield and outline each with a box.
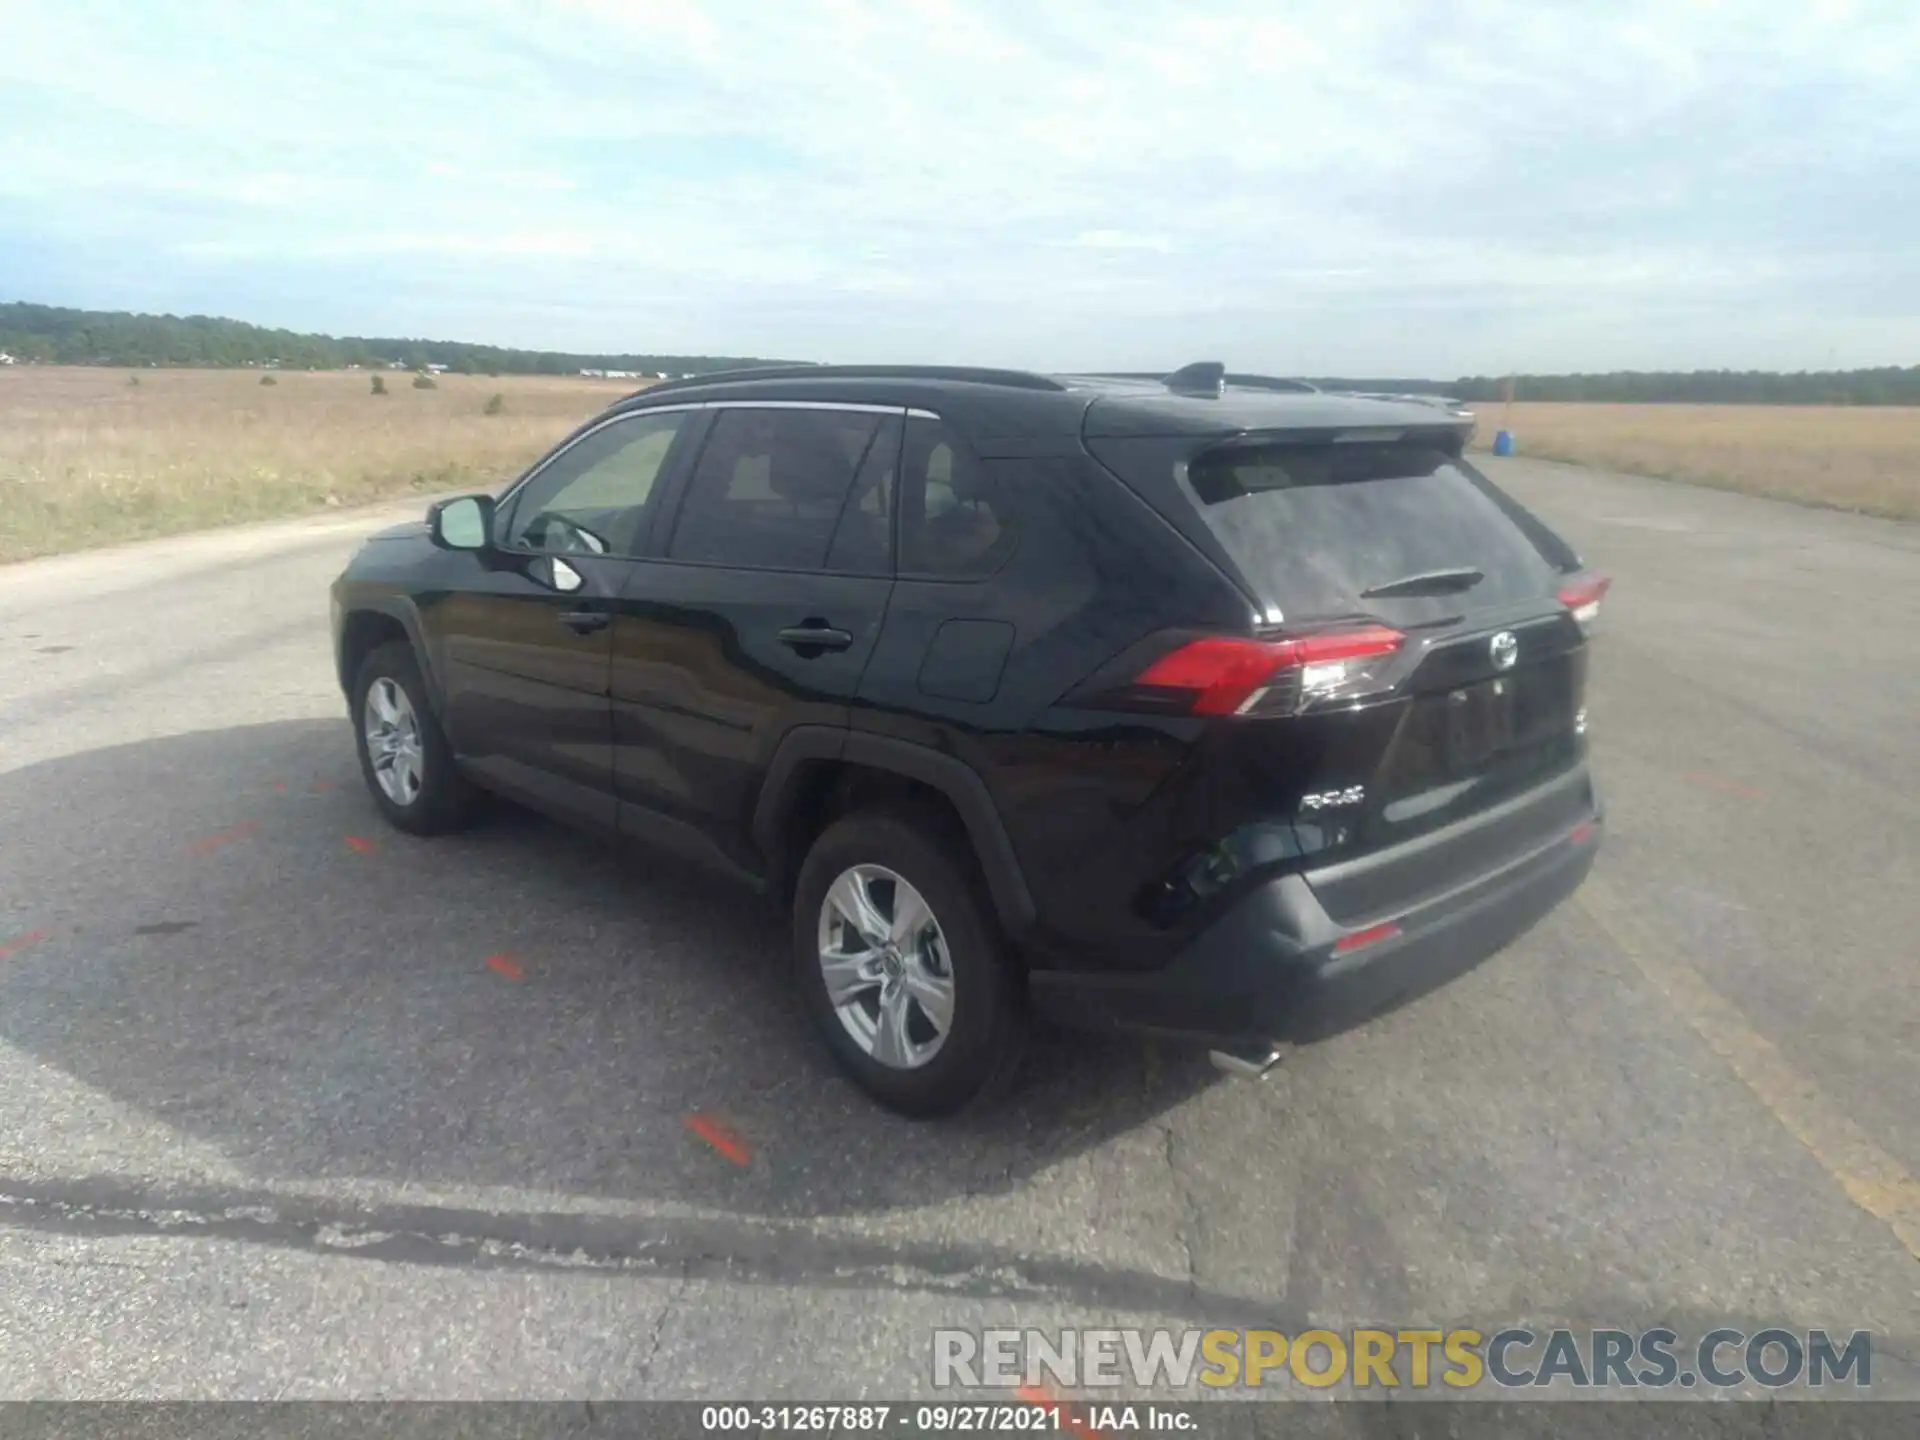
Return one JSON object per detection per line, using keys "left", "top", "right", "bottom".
{"left": 1184, "top": 441, "right": 1562, "bottom": 623}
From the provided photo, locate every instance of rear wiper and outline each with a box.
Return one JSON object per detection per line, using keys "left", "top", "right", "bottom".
{"left": 1360, "top": 567, "right": 1485, "bottom": 599}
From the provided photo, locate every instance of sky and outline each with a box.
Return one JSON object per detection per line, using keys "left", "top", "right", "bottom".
{"left": 1, "top": 0, "right": 1916, "bottom": 376}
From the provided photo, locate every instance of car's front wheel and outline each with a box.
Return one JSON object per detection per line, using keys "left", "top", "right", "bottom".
{"left": 350, "top": 640, "right": 479, "bottom": 835}
{"left": 793, "top": 809, "right": 1025, "bottom": 1117}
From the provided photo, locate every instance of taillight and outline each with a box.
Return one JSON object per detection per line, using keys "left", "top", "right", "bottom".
{"left": 1133, "top": 625, "right": 1404, "bottom": 717}
{"left": 1557, "top": 572, "right": 1611, "bottom": 635}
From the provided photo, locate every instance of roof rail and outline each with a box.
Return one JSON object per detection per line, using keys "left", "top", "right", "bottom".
{"left": 631, "top": 363, "right": 1068, "bottom": 397}
{"left": 1225, "top": 373, "right": 1321, "bottom": 394}
{"left": 1075, "top": 368, "right": 1321, "bottom": 396}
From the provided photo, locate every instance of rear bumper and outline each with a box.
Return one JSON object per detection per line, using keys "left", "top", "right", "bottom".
{"left": 1028, "top": 796, "right": 1601, "bottom": 1049}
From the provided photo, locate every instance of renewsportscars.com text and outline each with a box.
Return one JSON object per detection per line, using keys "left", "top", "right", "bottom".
{"left": 931, "top": 1327, "right": 1872, "bottom": 1392}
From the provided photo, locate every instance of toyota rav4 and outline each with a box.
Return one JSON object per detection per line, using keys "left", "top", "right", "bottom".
{"left": 329, "top": 362, "right": 1607, "bottom": 1116}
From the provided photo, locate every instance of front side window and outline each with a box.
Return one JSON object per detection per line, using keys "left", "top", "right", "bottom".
{"left": 504, "top": 409, "right": 688, "bottom": 557}
{"left": 668, "top": 407, "right": 885, "bottom": 570}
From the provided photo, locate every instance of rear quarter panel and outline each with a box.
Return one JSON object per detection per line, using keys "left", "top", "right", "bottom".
{"left": 851, "top": 451, "right": 1249, "bottom": 962}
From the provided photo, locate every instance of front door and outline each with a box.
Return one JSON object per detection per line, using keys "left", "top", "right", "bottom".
{"left": 610, "top": 404, "right": 902, "bottom": 873}
{"left": 430, "top": 406, "right": 697, "bottom": 830}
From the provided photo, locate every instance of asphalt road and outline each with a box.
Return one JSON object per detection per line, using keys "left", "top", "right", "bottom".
{"left": 1, "top": 458, "right": 1915, "bottom": 1403}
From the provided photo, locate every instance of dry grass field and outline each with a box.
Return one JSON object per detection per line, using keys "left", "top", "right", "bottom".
{"left": 1471, "top": 402, "right": 1920, "bottom": 520}
{"left": 5, "top": 372, "right": 1917, "bottom": 562}
{"left": 0, "top": 366, "right": 640, "bottom": 562}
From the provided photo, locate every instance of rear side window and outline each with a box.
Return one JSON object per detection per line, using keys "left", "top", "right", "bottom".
{"left": 898, "top": 416, "right": 1015, "bottom": 579}
{"left": 669, "top": 407, "right": 883, "bottom": 570}
{"left": 823, "top": 415, "right": 900, "bottom": 576}
{"left": 1184, "top": 441, "right": 1561, "bottom": 621}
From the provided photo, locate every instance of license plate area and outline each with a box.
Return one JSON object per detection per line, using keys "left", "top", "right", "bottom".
{"left": 1444, "top": 677, "right": 1517, "bottom": 773}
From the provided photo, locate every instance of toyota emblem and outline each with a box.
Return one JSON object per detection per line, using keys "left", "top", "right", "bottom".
{"left": 1489, "top": 631, "right": 1519, "bottom": 671}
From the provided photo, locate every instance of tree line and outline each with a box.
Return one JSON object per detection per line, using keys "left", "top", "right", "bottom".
{"left": 4, "top": 301, "right": 1915, "bottom": 403}
{"left": 0, "top": 302, "right": 785, "bottom": 377}
{"left": 1312, "top": 368, "right": 1920, "bottom": 406}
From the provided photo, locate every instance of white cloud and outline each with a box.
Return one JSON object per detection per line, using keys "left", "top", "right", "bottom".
{"left": 1064, "top": 232, "right": 1176, "bottom": 253}
{"left": 0, "top": 0, "right": 1916, "bottom": 370}
{"left": 175, "top": 231, "right": 606, "bottom": 261}
{"left": 426, "top": 165, "right": 580, "bottom": 192}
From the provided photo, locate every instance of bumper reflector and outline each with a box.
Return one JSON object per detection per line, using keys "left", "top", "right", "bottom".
{"left": 1333, "top": 920, "right": 1402, "bottom": 955}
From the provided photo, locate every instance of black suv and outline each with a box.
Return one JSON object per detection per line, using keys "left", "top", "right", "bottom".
{"left": 330, "top": 362, "right": 1607, "bottom": 1116}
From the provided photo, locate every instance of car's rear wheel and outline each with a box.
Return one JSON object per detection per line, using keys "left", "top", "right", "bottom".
{"left": 793, "top": 808, "right": 1025, "bottom": 1117}
{"left": 351, "top": 640, "right": 479, "bottom": 835}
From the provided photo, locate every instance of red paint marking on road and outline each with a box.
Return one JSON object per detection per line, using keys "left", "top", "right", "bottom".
{"left": 1681, "top": 771, "right": 1765, "bottom": 800}
{"left": 1016, "top": 1388, "right": 1104, "bottom": 1440}
{"left": 187, "top": 820, "right": 258, "bottom": 856}
{"left": 684, "top": 1113, "right": 751, "bottom": 1166}
{"left": 0, "top": 930, "right": 48, "bottom": 959}
{"left": 271, "top": 781, "right": 288, "bottom": 792}
{"left": 485, "top": 953, "right": 524, "bottom": 981}
{"left": 343, "top": 835, "right": 377, "bottom": 854}
{"left": 308, "top": 780, "right": 336, "bottom": 794}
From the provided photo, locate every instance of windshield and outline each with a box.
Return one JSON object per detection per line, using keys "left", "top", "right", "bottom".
{"left": 1184, "top": 441, "right": 1564, "bottom": 623}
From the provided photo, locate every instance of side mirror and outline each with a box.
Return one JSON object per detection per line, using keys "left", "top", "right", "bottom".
{"left": 428, "top": 494, "right": 495, "bottom": 551}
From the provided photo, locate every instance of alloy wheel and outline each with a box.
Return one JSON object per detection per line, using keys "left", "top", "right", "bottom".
{"left": 816, "top": 864, "right": 956, "bottom": 1069}
{"left": 363, "top": 676, "right": 425, "bottom": 806}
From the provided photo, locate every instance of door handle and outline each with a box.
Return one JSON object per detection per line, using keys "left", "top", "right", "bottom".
{"left": 559, "top": 610, "right": 611, "bottom": 635}
{"left": 777, "top": 624, "right": 854, "bottom": 653}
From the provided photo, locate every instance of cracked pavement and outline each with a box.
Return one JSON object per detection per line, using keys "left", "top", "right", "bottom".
{"left": 1, "top": 460, "right": 1917, "bottom": 1400}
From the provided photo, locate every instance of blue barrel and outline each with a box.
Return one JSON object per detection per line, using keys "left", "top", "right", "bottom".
{"left": 1492, "top": 429, "right": 1516, "bottom": 457}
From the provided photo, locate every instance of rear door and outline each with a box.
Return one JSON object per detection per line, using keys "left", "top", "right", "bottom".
{"left": 610, "top": 403, "right": 901, "bottom": 873}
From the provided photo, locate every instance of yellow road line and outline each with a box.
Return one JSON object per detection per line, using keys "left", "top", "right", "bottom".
{"left": 1578, "top": 874, "right": 1920, "bottom": 1262}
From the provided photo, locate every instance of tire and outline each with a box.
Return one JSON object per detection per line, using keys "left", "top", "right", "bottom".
{"left": 350, "top": 640, "right": 481, "bottom": 836}
{"left": 793, "top": 807, "right": 1025, "bottom": 1117}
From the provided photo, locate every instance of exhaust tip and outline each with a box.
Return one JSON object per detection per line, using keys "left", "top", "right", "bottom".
{"left": 1209, "top": 1044, "right": 1286, "bottom": 1079}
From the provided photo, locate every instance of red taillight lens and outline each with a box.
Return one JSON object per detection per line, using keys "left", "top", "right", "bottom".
{"left": 1134, "top": 625, "right": 1404, "bottom": 717}
{"left": 1132, "top": 638, "right": 1289, "bottom": 715}
{"left": 1557, "top": 572, "right": 1611, "bottom": 633}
